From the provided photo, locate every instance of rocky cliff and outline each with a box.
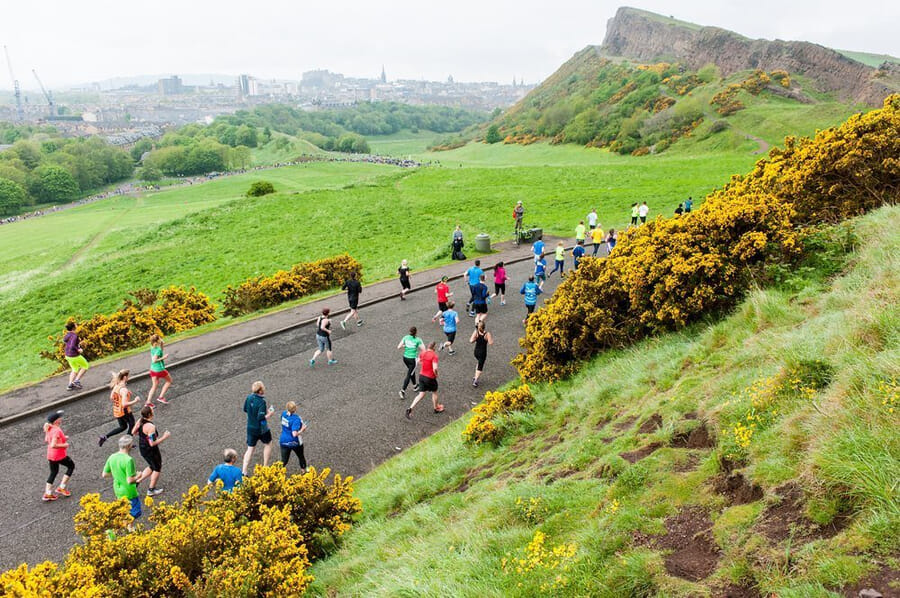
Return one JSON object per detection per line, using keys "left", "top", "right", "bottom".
{"left": 599, "top": 7, "right": 893, "bottom": 105}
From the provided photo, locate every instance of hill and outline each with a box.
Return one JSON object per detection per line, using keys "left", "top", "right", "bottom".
{"left": 307, "top": 204, "right": 900, "bottom": 597}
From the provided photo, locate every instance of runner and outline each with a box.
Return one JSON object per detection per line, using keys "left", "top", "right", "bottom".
{"left": 532, "top": 237, "right": 545, "bottom": 263}
{"left": 102, "top": 435, "right": 143, "bottom": 529}
{"left": 208, "top": 449, "right": 243, "bottom": 492}
{"left": 606, "top": 228, "right": 618, "bottom": 254}
{"left": 535, "top": 253, "right": 548, "bottom": 290}
{"left": 465, "top": 260, "right": 483, "bottom": 317}
{"left": 630, "top": 203, "right": 639, "bottom": 227}
{"left": 340, "top": 272, "right": 363, "bottom": 330}
{"left": 575, "top": 220, "right": 587, "bottom": 244}
{"left": 472, "top": 274, "right": 490, "bottom": 324}
{"left": 469, "top": 321, "right": 494, "bottom": 388}
{"left": 146, "top": 334, "right": 172, "bottom": 405}
{"left": 548, "top": 241, "right": 566, "bottom": 278}
{"left": 98, "top": 369, "right": 140, "bottom": 447}
{"left": 132, "top": 405, "right": 169, "bottom": 497}
{"left": 513, "top": 200, "right": 525, "bottom": 234}
{"left": 42, "top": 410, "right": 73, "bottom": 502}
{"left": 398, "top": 326, "right": 425, "bottom": 398}
{"left": 639, "top": 201, "right": 650, "bottom": 224}
{"left": 520, "top": 275, "right": 543, "bottom": 325}
{"left": 587, "top": 208, "right": 598, "bottom": 231}
{"left": 572, "top": 241, "right": 586, "bottom": 269}
{"left": 242, "top": 381, "right": 276, "bottom": 475}
{"left": 591, "top": 223, "right": 606, "bottom": 256}
{"left": 439, "top": 302, "right": 459, "bottom": 355}
{"left": 405, "top": 342, "right": 443, "bottom": 419}
{"left": 279, "top": 401, "right": 308, "bottom": 472}
{"left": 62, "top": 322, "right": 89, "bottom": 391}
{"left": 492, "top": 261, "right": 507, "bottom": 305}
{"left": 310, "top": 308, "right": 337, "bottom": 366}
{"left": 432, "top": 276, "right": 452, "bottom": 322}
{"left": 398, "top": 259, "right": 412, "bottom": 300}
{"left": 684, "top": 197, "right": 693, "bottom": 213}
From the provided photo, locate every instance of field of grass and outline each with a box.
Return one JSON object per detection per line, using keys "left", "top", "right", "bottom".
{"left": 836, "top": 49, "right": 900, "bottom": 68}
{"left": 307, "top": 206, "right": 900, "bottom": 597}
{"left": 366, "top": 129, "right": 444, "bottom": 157}
{"left": 250, "top": 134, "right": 325, "bottom": 166}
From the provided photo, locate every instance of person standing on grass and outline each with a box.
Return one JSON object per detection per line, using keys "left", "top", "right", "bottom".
{"left": 674, "top": 203, "right": 684, "bottom": 216}
{"left": 465, "top": 260, "right": 483, "bottom": 317}
{"left": 684, "top": 197, "right": 693, "bottom": 213}
{"left": 208, "top": 449, "right": 243, "bottom": 492}
{"left": 513, "top": 200, "right": 525, "bottom": 233}
{"left": 469, "top": 321, "right": 493, "bottom": 388}
{"left": 591, "top": 224, "right": 606, "bottom": 256}
{"left": 535, "top": 254, "right": 548, "bottom": 290}
{"left": 575, "top": 220, "right": 587, "bottom": 244}
{"left": 548, "top": 241, "right": 566, "bottom": 278}
{"left": 279, "top": 402, "right": 308, "bottom": 472}
{"left": 432, "top": 276, "right": 452, "bottom": 322}
{"left": 439, "top": 302, "right": 459, "bottom": 355}
{"left": 63, "top": 322, "right": 89, "bottom": 391}
{"left": 98, "top": 370, "right": 140, "bottom": 447}
{"left": 492, "top": 261, "right": 507, "bottom": 305}
{"left": 102, "top": 435, "right": 142, "bottom": 528}
{"left": 472, "top": 274, "right": 490, "bottom": 325}
{"left": 532, "top": 237, "right": 545, "bottom": 263}
{"left": 242, "top": 381, "right": 275, "bottom": 475}
{"left": 520, "top": 275, "right": 543, "bottom": 324}
{"left": 42, "top": 410, "right": 73, "bottom": 502}
{"left": 310, "top": 308, "right": 337, "bottom": 367}
{"left": 398, "top": 326, "right": 425, "bottom": 398}
{"left": 630, "top": 203, "right": 639, "bottom": 227}
{"left": 398, "top": 259, "right": 412, "bottom": 300}
{"left": 587, "top": 208, "right": 598, "bottom": 231}
{"left": 146, "top": 335, "right": 172, "bottom": 405}
{"left": 340, "top": 272, "right": 363, "bottom": 330}
{"left": 639, "top": 201, "right": 650, "bottom": 224}
{"left": 606, "top": 229, "right": 618, "bottom": 254}
{"left": 132, "top": 405, "right": 169, "bottom": 496}
{"left": 572, "top": 241, "right": 586, "bottom": 269}
{"left": 405, "top": 342, "right": 443, "bottom": 419}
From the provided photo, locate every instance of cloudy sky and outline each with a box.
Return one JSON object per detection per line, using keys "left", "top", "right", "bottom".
{"left": 1, "top": 0, "right": 898, "bottom": 89}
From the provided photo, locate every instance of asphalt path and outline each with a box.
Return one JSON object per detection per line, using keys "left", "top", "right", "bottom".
{"left": 0, "top": 257, "right": 566, "bottom": 569}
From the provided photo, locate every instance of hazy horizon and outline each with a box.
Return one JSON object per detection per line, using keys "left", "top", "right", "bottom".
{"left": 1, "top": 0, "right": 898, "bottom": 91}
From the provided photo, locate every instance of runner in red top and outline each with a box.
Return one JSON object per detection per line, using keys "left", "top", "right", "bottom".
{"left": 406, "top": 342, "right": 443, "bottom": 418}
{"left": 431, "top": 276, "right": 453, "bottom": 323}
{"left": 42, "top": 410, "right": 74, "bottom": 501}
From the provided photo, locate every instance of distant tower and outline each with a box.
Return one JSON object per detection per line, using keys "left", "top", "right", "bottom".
{"left": 380, "top": 65, "right": 386, "bottom": 83}
{"left": 447, "top": 74, "right": 454, "bottom": 84}
{"left": 512, "top": 76, "right": 517, "bottom": 88}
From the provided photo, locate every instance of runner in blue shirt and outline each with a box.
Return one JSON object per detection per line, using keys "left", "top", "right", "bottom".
{"left": 208, "top": 449, "right": 243, "bottom": 492}
{"left": 279, "top": 401, "right": 308, "bottom": 472}
{"left": 532, "top": 239, "right": 545, "bottom": 263}
{"left": 572, "top": 241, "right": 586, "bottom": 269}
{"left": 439, "top": 302, "right": 460, "bottom": 355}
{"left": 472, "top": 274, "right": 490, "bottom": 324}
{"left": 534, "top": 255, "right": 548, "bottom": 290}
{"left": 465, "top": 260, "right": 483, "bottom": 316}
{"left": 520, "top": 276, "right": 543, "bottom": 324}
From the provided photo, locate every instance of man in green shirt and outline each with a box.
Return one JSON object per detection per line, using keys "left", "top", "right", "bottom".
{"left": 397, "top": 327, "right": 425, "bottom": 398}
{"left": 630, "top": 203, "right": 639, "bottom": 227}
{"left": 575, "top": 220, "right": 586, "bottom": 243}
{"left": 102, "top": 435, "right": 142, "bottom": 529}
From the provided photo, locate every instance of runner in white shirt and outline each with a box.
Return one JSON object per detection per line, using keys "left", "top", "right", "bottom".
{"left": 587, "top": 208, "right": 598, "bottom": 231}
{"left": 638, "top": 202, "right": 650, "bottom": 224}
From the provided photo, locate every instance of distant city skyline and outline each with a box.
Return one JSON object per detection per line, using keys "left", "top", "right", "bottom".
{"left": 1, "top": 0, "right": 898, "bottom": 90}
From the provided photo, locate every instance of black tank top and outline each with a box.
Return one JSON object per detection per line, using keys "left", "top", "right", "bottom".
{"left": 474, "top": 330, "right": 488, "bottom": 357}
{"left": 138, "top": 421, "right": 156, "bottom": 451}
{"left": 317, "top": 316, "right": 330, "bottom": 337}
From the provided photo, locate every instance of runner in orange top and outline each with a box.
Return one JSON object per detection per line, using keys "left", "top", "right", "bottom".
{"left": 99, "top": 370, "right": 141, "bottom": 447}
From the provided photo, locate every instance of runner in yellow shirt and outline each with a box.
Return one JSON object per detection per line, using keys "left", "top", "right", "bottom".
{"left": 591, "top": 225, "right": 605, "bottom": 256}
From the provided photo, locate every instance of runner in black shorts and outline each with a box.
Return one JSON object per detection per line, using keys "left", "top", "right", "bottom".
{"left": 242, "top": 380, "right": 276, "bottom": 474}
{"left": 340, "top": 272, "right": 363, "bottom": 330}
{"left": 469, "top": 321, "right": 493, "bottom": 388}
{"left": 398, "top": 259, "right": 411, "bottom": 300}
{"left": 310, "top": 308, "right": 337, "bottom": 366}
{"left": 133, "top": 405, "right": 170, "bottom": 497}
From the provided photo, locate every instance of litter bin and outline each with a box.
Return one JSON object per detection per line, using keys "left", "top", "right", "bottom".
{"left": 529, "top": 228, "right": 543, "bottom": 241}
{"left": 475, "top": 233, "right": 491, "bottom": 252}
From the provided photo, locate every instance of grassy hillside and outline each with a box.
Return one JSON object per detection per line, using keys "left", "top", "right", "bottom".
{"left": 308, "top": 206, "right": 900, "bottom": 596}
{"left": 838, "top": 49, "right": 900, "bottom": 68}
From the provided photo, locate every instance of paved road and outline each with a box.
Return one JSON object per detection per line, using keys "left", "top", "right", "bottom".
{"left": 0, "top": 256, "right": 568, "bottom": 569}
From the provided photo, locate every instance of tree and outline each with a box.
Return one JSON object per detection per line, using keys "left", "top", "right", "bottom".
{"left": 138, "top": 165, "right": 162, "bottom": 182}
{"left": 485, "top": 124, "right": 502, "bottom": 144}
{"left": 235, "top": 125, "right": 258, "bottom": 148}
{"left": 262, "top": 126, "right": 272, "bottom": 144}
{"left": 130, "top": 139, "right": 154, "bottom": 163}
{"left": 231, "top": 145, "right": 252, "bottom": 169}
{"left": 0, "top": 178, "right": 27, "bottom": 216}
{"left": 27, "top": 165, "right": 79, "bottom": 204}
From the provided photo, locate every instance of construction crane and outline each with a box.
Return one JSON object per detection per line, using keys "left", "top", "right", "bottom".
{"left": 32, "top": 69, "right": 56, "bottom": 116}
{"left": 3, "top": 46, "right": 24, "bottom": 121}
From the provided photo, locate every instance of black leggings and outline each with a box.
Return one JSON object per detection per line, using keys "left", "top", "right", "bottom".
{"left": 47, "top": 456, "right": 75, "bottom": 484}
{"left": 280, "top": 445, "right": 307, "bottom": 469}
{"left": 402, "top": 357, "right": 417, "bottom": 390}
{"left": 104, "top": 412, "right": 135, "bottom": 439}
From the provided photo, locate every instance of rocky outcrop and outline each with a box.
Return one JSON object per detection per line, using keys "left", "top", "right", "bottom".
{"left": 599, "top": 7, "right": 891, "bottom": 105}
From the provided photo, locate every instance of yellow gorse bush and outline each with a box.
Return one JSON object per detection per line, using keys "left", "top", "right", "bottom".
{"left": 463, "top": 384, "right": 534, "bottom": 444}
{"left": 222, "top": 253, "right": 362, "bottom": 317}
{"left": 515, "top": 96, "right": 900, "bottom": 381}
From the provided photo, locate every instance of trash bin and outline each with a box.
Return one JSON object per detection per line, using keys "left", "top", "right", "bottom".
{"left": 475, "top": 233, "right": 491, "bottom": 252}
{"left": 529, "top": 228, "right": 543, "bottom": 241}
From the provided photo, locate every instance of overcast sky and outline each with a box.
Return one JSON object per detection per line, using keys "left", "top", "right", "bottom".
{"left": 1, "top": 0, "right": 898, "bottom": 89}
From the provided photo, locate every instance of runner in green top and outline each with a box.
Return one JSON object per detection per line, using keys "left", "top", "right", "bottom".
{"left": 102, "top": 435, "right": 143, "bottom": 526}
{"left": 397, "top": 327, "right": 425, "bottom": 398}
{"left": 147, "top": 334, "right": 173, "bottom": 405}
{"left": 630, "top": 203, "right": 639, "bottom": 227}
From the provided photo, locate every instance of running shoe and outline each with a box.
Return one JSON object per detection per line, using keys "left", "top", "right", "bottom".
{"left": 55, "top": 487, "right": 71, "bottom": 498}
{"left": 400, "top": 295, "right": 406, "bottom": 301}
{"left": 434, "top": 405, "right": 445, "bottom": 413}
{"left": 437, "top": 343, "right": 444, "bottom": 352}
{"left": 327, "top": 359, "right": 338, "bottom": 365}
{"left": 147, "top": 488, "right": 164, "bottom": 497}
{"left": 98, "top": 435, "right": 107, "bottom": 447}
{"left": 66, "top": 384, "right": 76, "bottom": 391}
{"left": 42, "top": 493, "right": 58, "bottom": 502}
{"left": 73, "top": 380, "right": 83, "bottom": 389}
{"left": 501, "top": 300, "right": 506, "bottom": 306}
{"left": 447, "top": 349, "right": 456, "bottom": 356}
{"left": 340, "top": 320, "right": 347, "bottom": 331}
{"left": 157, "top": 396, "right": 169, "bottom": 405}
{"left": 405, "top": 407, "right": 412, "bottom": 419}
{"left": 472, "top": 378, "right": 478, "bottom": 388}
{"left": 398, "top": 390, "right": 405, "bottom": 399}
{"left": 309, "top": 359, "right": 315, "bottom": 368}
{"left": 357, "top": 320, "right": 364, "bottom": 326}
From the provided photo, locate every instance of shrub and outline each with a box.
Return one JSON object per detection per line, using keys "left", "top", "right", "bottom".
{"left": 41, "top": 287, "right": 216, "bottom": 370}
{"left": 222, "top": 254, "right": 362, "bottom": 317}
{"left": 463, "top": 384, "right": 535, "bottom": 444}
{"left": 247, "top": 180, "right": 275, "bottom": 197}
{"left": 485, "top": 124, "right": 502, "bottom": 144}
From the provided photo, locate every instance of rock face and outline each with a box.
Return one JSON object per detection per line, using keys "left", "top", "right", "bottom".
{"left": 599, "top": 7, "right": 892, "bottom": 105}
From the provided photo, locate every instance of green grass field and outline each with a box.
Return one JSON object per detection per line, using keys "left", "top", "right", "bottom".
{"left": 306, "top": 206, "right": 900, "bottom": 597}
{"left": 366, "top": 129, "right": 444, "bottom": 157}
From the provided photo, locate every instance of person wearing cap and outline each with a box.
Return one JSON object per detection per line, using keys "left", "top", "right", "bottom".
{"left": 42, "top": 410, "right": 74, "bottom": 502}
{"left": 102, "top": 435, "right": 142, "bottom": 527}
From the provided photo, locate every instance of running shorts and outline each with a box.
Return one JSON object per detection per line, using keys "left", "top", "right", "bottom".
{"left": 494, "top": 283, "right": 506, "bottom": 294}
{"left": 418, "top": 375, "right": 438, "bottom": 392}
{"left": 140, "top": 446, "right": 163, "bottom": 472}
{"left": 438, "top": 301, "right": 449, "bottom": 312}
{"left": 526, "top": 304, "right": 536, "bottom": 314}
{"left": 444, "top": 330, "right": 456, "bottom": 344}
{"left": 348, "top": 297, "right": 359, "bottom": 310}
{"left": 149, "top": 369, "right": 169, "bottom": 379}
{"left": 316, "top": 334, "right": 332, "bottom": 352}
{"left": 129, "top": 497, "right": 143, "bottom": 518}
{"left": 400, "top": 279, "right": 411, "bottom": 290}
{"left": 246, "top": 428, "right": 273, "bottom": 447}
{"left": 474, "top": 303, "right": 488, "bottom": 314}
{"left": 475, "top": 354, "right": 487, "bottom": 370}
{"left": 65, "top": 355, "right": 89, "bottom": 371}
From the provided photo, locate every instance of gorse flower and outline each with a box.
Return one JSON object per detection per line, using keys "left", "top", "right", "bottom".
{"left": 463, "top": 385, "right": 534, "bottom": 444}
{"left": 502, "top": 530, "right": 578, "bottom": 592}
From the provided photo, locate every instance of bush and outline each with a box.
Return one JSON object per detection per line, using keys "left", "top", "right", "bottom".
{"left": 0, "top": 177, "right": 27, "bottom": 216}
{"left": 485, "top": 124, "right": 502, "bottom": 144}
{"left": 463, "top": 384, "right": 535, "bottom": 444}
{"left": 40, "top": 287, "right": 216, "bottom": 370}
{"left": 247, "top": 180, "right": 275, "bottom": 197}
{"left": 222, "top": 254, "right": 362, "bottom": 317}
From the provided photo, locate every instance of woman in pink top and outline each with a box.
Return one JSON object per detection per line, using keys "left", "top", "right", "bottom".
{"left": 491, "top": 261, "right": 508, "bottom": 305}
{"left": 42, "top": 410, "right": 74, "bottom": 502}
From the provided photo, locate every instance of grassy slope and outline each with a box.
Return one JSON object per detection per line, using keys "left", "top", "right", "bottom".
{"left": 366, "top": 130, "right": 444, "bottom": 157}
{"left": 308, "top": 206, "right": 900, "bottom": 597}
{"left": 836, "top": 49, "right": 900, "bottom": 68}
